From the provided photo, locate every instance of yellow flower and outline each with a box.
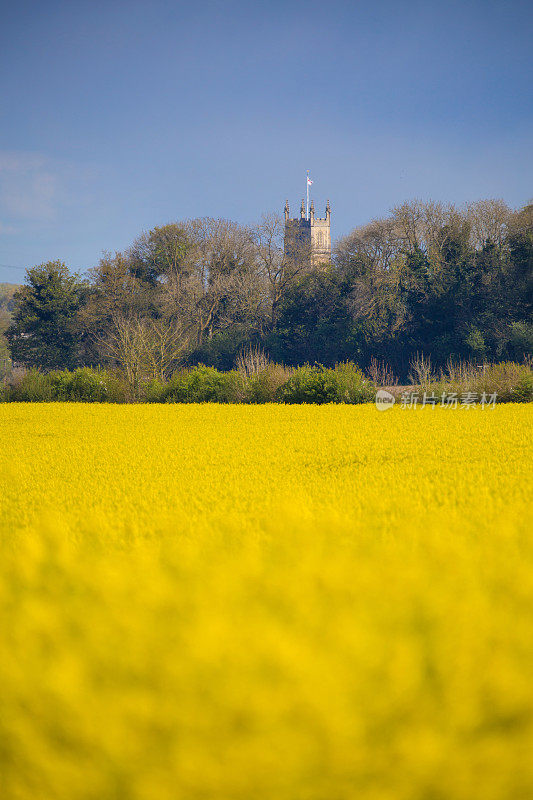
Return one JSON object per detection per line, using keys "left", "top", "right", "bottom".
{"left": 0, "top": 403, "right": 532, "bottom": 799}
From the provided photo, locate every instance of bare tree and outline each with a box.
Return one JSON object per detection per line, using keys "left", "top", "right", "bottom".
{"left": 367, "top": 357, "right": 398, "bottom": 387}
{"left": 142, "top": 317, "right": 191, "bottom": 380}
{"left": 79, "top": 252, "right": 154, "bottom": 363}
{"left": 391, "top": 200, "right": 424, "bottom": 252}
{"left": 181, "top": 217, "right": 265, "bottom": 344}
{"left": 408, "top": 352, "right": 434, "bottom": 386}
{"left": 335, "top": 217, "right": 397, "bottom": 277}
{"left": 97, "top": 304, "right": 193, "bottom": 390}
{"left": 467, "top": 199, "right": 511, "bottom": 252}
{"left": 252, "top": 213, "right": 312, "bottom": 326}
{"left": 389, "top": 200, "right": 466, "bottom": 272}
{"left": 97, "top": 313, "right": 147, "bottom": 397}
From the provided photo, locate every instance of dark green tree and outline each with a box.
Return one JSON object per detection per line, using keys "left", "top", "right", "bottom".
{"left": 6, "top": 262, "right": 84, "bottom": 369}
{"left": 268, "top": 268, "right": 363, "bottom": 366}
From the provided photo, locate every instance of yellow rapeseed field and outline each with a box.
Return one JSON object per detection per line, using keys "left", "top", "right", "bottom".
{"left": 1, "top": 402, "right": 532, "bottom": 800}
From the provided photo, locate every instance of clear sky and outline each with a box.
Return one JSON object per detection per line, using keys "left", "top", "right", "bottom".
{"left": 0, "top": 0, "right": 532, "bottom": 283}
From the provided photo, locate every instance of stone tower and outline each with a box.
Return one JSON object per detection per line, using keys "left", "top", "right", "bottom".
{"left": 284, "top": 198, "right": 331, "bottom": 266}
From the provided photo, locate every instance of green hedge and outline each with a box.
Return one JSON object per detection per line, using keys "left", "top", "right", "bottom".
{"left": 3, "top": 369, "right": 54, "bottom": 402}
{"left": 3, "top": 368, "right": 128, "bottom": 403}
{"left": 49, "top": 368, "right": 128, "bottom": 403}
{"left": 164, "top": 365, "right": 245, "bottom": 403}
{"left": 277, "top": 363, "right": 374, "bottom": 404}
{"left": 2, "top": 361, "right": 532, "bottom": 404}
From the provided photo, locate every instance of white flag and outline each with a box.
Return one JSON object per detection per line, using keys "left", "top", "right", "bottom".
{"left": 307, "top": 177, "right": 313, "bottom": 186}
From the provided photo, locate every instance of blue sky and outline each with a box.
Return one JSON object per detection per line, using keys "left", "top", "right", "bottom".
{"left": 0, "top": 0, "right": 532, "bottom": 283}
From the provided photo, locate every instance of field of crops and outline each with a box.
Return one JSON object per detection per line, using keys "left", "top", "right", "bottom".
{"left": 1, "top": 403, "right": 532, "bottom": 800}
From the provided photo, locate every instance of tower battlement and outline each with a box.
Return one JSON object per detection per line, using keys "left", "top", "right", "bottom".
{"left": 284, "top": 199, "right": 331, "bottom": 266}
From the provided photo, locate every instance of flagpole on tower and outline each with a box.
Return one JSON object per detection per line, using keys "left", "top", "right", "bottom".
{"left": 306, "top": 170, "right": 309, "bottom": 220}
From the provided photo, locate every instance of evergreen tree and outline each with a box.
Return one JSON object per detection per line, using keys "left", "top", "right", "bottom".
{"left": 7, "top": 262, "right": 83, "bottom": 369}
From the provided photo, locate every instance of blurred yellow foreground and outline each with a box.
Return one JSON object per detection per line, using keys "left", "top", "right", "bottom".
{"left": 1, "top": 403, "right": 532, "bottom": 800}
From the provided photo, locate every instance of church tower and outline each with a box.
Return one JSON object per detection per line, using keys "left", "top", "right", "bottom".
{"left": 284, "top": 198, "right": 331, "bottom": 266}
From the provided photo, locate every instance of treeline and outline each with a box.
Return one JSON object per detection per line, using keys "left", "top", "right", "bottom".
{"left": 3, "top": 199, "right": 532, "bottom": 384}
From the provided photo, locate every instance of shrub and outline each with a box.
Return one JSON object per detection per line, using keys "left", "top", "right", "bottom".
{"left": 164, "top": 365, "right": 245, "bottom": 403}
{"left": 7, "top": 369, "right": 53, "bottom": 402}
{"left": 277, "top": 365, "right": 338, "bottom": 404}
{"left": 475, "top": 362, "right": 533, "bottom": 403}
{"left": 50, "top": 368, "right": 103, "bottom": 402}
{"left": 512, "top": 372, "right": 533, "bottom": 402}
{"left": 413, "top": 360, "right": 533, "bottom": 404}
{"left": 142, "top": 378, "right": 167, "bottom": 403}
{"left": 49, "top": 368, "right": 128, "bottom": 403}
{"left": 333, "top": 362, "right": 375, "bottom": 403}
{"left": 277, "top": 363, "right": 373, "bottom": 405}
{"left": 246, "top": 364, "right": 293, "bottom": 404}
{"left": 235, "top": 345, "right": 270, "bottom": 377}
{"left": 98, "top": 371, "right": 129, "bottom": 403}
